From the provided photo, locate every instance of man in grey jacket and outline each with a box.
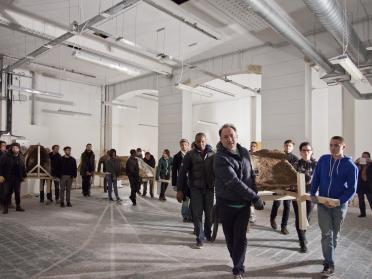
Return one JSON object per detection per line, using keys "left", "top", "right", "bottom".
{"left": 214, "top": 124, "right": 264, "bottom": 279}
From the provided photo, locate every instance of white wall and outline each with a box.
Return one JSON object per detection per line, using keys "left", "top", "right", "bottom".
{"left": 355, "top": 99, "right": 372, "bottom": 158}
{"left": 111, "top": 96, "right": 158, "bottom": 157}
{"left": 12, "top": 72, "right": 102, "bottom": 158}
{"left": 192, "top": 97, "right": 253, "bottom": 149}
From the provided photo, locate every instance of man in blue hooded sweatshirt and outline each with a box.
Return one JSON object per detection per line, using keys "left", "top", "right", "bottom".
{"left": 310, "top": 136, "right": 358, "bottom": 277}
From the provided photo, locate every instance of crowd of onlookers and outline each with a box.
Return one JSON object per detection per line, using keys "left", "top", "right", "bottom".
{"left": 0, "top": 125, "right": 371, "bottom": 278}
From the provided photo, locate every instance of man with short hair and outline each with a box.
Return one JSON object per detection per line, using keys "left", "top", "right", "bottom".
{"left": 80, "top": 144, "right": 95, "bottom": 197}
{"left": 214, "top": 124, "right": 264, "bottom": 279}
{"left": 173, "top": 139, "right": 192, "bottom": 222}
{"left": 143, "top": 151, "right": 156, "bottom": 198}
{"left": 126, "top": 149, "right": 140, "bottom": 206}
{"left": 249, "top": 141, "right": 258, "bottom": 153}
{"left": 0, "top": 140, "right": 6, "bottom": 159}
{"left": 311, "top": 136, "right": 358, "bottom": 277}
{"left": 355, "top": 151, "right": 372, "bottom": 217}
{"left": 59, "top": 147, "right": 77, "bottom": 207}
{"left": 50, "top": 145, "right": 62, "bottom": 202}
{"left": 270, "top": 139, "right": 298, "bottom": 235}
{"left": 178, "top": 133, "right": 214, "bottom": 248}
{"left": 0, "top": 143, "right": 27, "bottom": 214}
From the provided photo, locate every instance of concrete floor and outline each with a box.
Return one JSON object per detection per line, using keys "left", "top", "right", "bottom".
{"left": 0, "top": 185, "right": 371, "bottom": 279}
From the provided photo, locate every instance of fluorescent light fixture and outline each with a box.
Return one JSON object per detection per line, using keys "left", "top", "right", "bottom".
{"left": 367, "top": 46, "right": 372, "bottom": 50}
{"left": 117, "top": 37, "right": 136, "bottom": 47}
{"left": 198, "top": 84, "right": 235, "bottom": 97}
{"left": 72, "top": 51, "right": 142, "bottom": 76}
{"left": 138, "top": 123, "right": 158, "bottom": 128}
{"left": 101, "top": 12, "right": 111, "bottom": 18}
{"left": 42, "top": 108, "right": 91, "bottom": 116}
{"left": 8, "top": 85, "right": 63, "bottom": 98}
{"left": 103, "top": 101, "right": 137, "bottom": 110}
{"left": 329, "top": 54, "right": 364, "bottom": 81}
{"left": 197, "top": 120, "right": 218, "bottom": 126}
{"left": 175, "top": 83, "right": 213, "bottom": 98}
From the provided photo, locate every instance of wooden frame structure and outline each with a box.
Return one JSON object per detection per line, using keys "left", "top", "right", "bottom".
{"left": 26, "top": 145, "right": 53, "bottom": 180}
{"left": 258, "top": 173, "right": 340, "bottom": 230}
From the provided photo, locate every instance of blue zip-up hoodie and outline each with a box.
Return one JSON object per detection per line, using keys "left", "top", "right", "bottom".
{"left": 310, "top": 154, "right": 358, "bottom": 204}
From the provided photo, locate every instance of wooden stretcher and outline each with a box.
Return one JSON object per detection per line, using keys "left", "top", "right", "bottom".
{"left": 26, "top": 145, "right": 53, "bottom": 180}
{"left": 258, "top": 173, "right": 340, "bottom": 230}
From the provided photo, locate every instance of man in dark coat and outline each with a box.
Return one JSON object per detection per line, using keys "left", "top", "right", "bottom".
{"left": 97, "top": 150, "right": 110, "bottom": 193}
{"left": 0, "top": 142, "right": 27, "bottom": 214}
{"left": 80, "top": 143, "right": 95, "bottom": 197}
{"left": 126, "top": 149, "right": 140, "bottom": 206}
{"left": 214, "top": 124, "right": 264, "bottom": 278}
{"left": 172, "top": 139, "right": 192, "bottom": 222}
{"left": 59, "top": 146, "right": 77, "bottom": 207}
{"left": 177, "top": 133, "right": 214, "bottom": 248}
{"left": 50, "top": 145, "right": 62, "bottom": 202}
{"left": 143, "top": 151, "right": 156, "bottom": 197}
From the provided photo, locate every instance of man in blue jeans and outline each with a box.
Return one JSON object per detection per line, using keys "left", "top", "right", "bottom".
{"left": 311, "top": 136, "right": 358, "bottom": 277}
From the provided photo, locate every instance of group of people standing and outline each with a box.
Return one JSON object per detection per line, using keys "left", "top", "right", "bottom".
{"left": 0, "top": 123, "right": 369, "bottom": 279}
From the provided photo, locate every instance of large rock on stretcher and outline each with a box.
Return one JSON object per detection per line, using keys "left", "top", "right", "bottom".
{"left": 251, "top": 149, "right": 297, "bottom": 190}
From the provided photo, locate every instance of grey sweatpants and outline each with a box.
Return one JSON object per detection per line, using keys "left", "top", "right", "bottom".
{"left": 60, "top": 175, "right": 73, "bottom": 204}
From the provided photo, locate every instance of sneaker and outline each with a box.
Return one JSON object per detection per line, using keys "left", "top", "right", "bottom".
{"left": 60, "top": 202, "right": 65, "bottom": 208}
{"left": 142, "top": 193, "right": 147, "bottom": 197}
{"left": 109, "top": 198, "right": 114, "bottom": 201}
{"left": 16, "top": 206, "right": 25, "bottom": 212}
{"left": 321, "top": 266, "right": 335, "bottom": 277}
{"left": 300, "top": 243, "right": 308, "bottom": 253}
{"left": 233, "top": 275, "right": 243, "bottom": 279}
{"left": 281, "top": 226, "right": 289, "bottom": 235}
{"left": 132, "top": 201, "right": 137, "bottom": 206}
{"left": 270, "top": 218, "right": 278, "bottom": 230}
{"left": 358, "top": 214, "right": 366, "bottom": 217}
{"left": 67, "top": 203, "right": 72, "bottom": 207}
{"left": 195, "top": 240, "right": 203, "bottom": 249}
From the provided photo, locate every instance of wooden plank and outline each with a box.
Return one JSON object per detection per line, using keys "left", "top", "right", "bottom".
{"left": 297, "top": 173, "right": 308, "bottom": 230}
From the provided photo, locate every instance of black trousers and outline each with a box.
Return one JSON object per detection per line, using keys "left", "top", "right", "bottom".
{"left": 270, "top": 200, "right": 291, "bottom": 227}
{"left": 190, "top": 188, "right": 214, "bottom": 241}
{"left": 292, "top": 200, "right": 314, "bottom": 243}
{"left": 358, "top": 189, "right": 372, "bottom": 215}
{"left": 128, "top": 176, "right": 139, "bottom": 203}
{"left": 3, "top": 180, "right": 22, "bottom": 208}
{"left": 159, "top": 175, "right": 170, "bottom": 198}
{"left": 220, "top": 205, "right": 250, "bottom": 275}
{"left": 82, "top": 175, "right": 92, "bottom": 196}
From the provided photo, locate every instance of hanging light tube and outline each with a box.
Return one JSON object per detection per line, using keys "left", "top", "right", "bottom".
{"left": 329, "top": 54, "right": 364, "bottom": 81}
{"left": 103, "top": 101, "right": 138, "bottom": 110}
{"left": 197, "top": 120, "right": 218, "bottom": 126}
{"left": 175, "top": 83, "right": 213, "bottom": 98}
{"left": 8, "top": 85, "right": 63, "bottom": 98}
{"left": 72, "top": 51, "right": 142, "bottom": 76}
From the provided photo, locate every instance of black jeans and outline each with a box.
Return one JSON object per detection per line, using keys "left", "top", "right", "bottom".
{"left": 82, "top": 175, "right": 92, "bottom": 196}
{"left": 358, "top": 189, "right": 372, "bottom": 215}
{"left": 53, "top": 178, "right": 60, "bottom": 200}
{"left": 220, "top": 205, "right": 250, "bottom": 276}
{"left": 128, "top": 176, "right": 139, "bottom": 203}
{"left": 270, "top": 200, "right": 291, "bottom": 227}
{"left": 159, "top": 175, "right": 170, "bottom": 199}
{"left": 292, "top": 200, "right": 314, "bottom": 243}
{"left": 3, "top": 179, "right": 22, "bottom": 208}
{"left": 190, "top": 188, "right": 214, "bottom": 241}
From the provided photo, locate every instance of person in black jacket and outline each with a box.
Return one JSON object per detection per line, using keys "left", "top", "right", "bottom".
{"left": 355, "top": 152, "right": 372, "bottom": 217}
{"left": 172, "top": 139, "right": 192, "bottom": 222}
{"left": 49, "top": 145, "right": 61, "bottom": 202}
{"left": 177, "top": 133, "right": 214, "bottom": 248}
{"left": 126, "top": 149, "right": 140, "bottom": 206}
{"left": 0, "top": 140, "right": 6, "bottom": 159}
{"left": 0, "top": 142, "right": 27, "bottom": 214}
{"left": 105, "top": 149, "right": 122, "bottom": 202}
{"left": 214, "top": 124, "right": 264, "bottom": 278}
{"left": 97, "top": 150, "right": 110, "bottom": 193}
{"left": 292, "top": 142, "right": 317, "bottom": 253}
{"left": 270, "top": 139, "right": 298, "bottom": 235}
{"left": 143, "top": 152, "right": 156, "bottom": 197}
{"left": 80, "top": 144, "right": 95, "bottom": 197}
{"left": 59, "top": 146, "right": 77, "bottom": 207}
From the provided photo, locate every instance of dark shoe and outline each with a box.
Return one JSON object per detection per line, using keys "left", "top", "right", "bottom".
{"left": 142, "top": 193, "right": 147, "bottom": 197}
{"left": 60, "top": 202, "right": 65, "bottom": 208}
{"left": 67, "top": 203, "right": 72, "bottom": 207}
{"left": 358, "top": 214, "right": 366, "bottom": 217}
{"left": 195, "top": 240, "right": 203, "bottom": 249}
{"left": 40, "top": 191, "right": 45, "bottom": 203}
{"left": 300, "top": 241, "right": 308, "bottom": 253}
{"left": 109, "top": 198, "right": 114, "bottom": 201}
{"left": 183, "top": 217, "right": 188, "bottom": 223}
{"left": 116, "top": 198, "right": 122, "bottom": 202}
{"left": 150, "top": 194, "right": 154, "bottom": 198}
{"left": 206, "top": 235, "right": 212, "bottom": 242}
{"left": 281, "top": 226, "right": 289, "bottom": 235}
{"left": 233, "top": 275, "right": 243, "bottom": 279}
{"left": 136, "top": 191, "right": 141, "bottom": 195}
{"left": 132, "top": 200, "right": 137, "bottom": 206}
{"left": 270, "top": 218, "right": 277, "bottom": 230}
{"left": 3, "top": 207, "right": 8, "bottom": 214}
{"left": 16, "top": 206, "right": 25, "bottom": 212}
{"left": 46, "top": 193, "right": 53, "bottom": 202}
{"left": 321, "top": 265, "right": 335, "bottom": 277}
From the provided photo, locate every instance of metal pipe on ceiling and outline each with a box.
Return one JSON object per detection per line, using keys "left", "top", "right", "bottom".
{"left": 3, "top": 0, "right": 140, "bottom": 73}
{"left": 303, "top": 0, "right": 370, "bottom": 63}
{"left": 245, "top": 0, "right": 372, "bottom": 100}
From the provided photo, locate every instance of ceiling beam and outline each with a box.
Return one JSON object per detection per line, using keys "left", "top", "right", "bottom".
{"left": 0, "top": 2, "right": 173, "bottom": 76}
